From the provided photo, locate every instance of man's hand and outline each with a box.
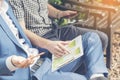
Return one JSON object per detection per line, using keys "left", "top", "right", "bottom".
{"left": 11, "top": 52, "right": 44, "bottom": 68}
{"left": 58, "top": 10, "right": 78, "bottom": 19}
{"left": 46, "top": 41, "right": 71, "bottom": 58}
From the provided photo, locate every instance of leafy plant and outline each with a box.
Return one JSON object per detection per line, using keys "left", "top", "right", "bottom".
{"left": 49, "top": 0, "right": 62, "bottom": 5}
{"left": 49, "top": 0, "right": 89, "bottom": 26}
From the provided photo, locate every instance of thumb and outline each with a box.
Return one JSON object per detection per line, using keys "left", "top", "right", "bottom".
{"left": 61, "top": 41, "right": 71, "bottom": 45}
{"left": 11, "top": 55, "right": 26, "bottom": 66}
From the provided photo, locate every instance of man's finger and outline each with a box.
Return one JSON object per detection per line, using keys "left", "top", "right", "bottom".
{"left": 29, "top": 52, "right": 45, "bottom": 59}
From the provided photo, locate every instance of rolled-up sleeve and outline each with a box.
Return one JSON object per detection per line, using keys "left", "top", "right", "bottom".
{"left": 6, "top": 55, "right": 18, "bottom": 71}
{"left": 0, "top": 57, "right": 14, "bottom": 75}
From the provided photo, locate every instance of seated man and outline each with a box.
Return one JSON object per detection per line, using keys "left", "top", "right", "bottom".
{"left": 9, "top": 0, "right": 108, "bottom": 51}
{"left": 0, "top": 0, "right": 108, "bottom": 80}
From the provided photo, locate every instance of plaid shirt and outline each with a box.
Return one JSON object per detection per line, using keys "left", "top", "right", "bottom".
{"left": 9, "top": 0, "right": 52, "bottom": 36}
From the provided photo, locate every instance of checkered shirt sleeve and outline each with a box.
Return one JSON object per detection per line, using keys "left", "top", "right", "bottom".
{"left": 9, "top": 0, "right": 24, "bottom": 21}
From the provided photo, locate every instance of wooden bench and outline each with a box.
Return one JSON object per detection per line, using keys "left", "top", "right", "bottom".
{"left": 51, "top": 0, "right": 120, "bottom": 69}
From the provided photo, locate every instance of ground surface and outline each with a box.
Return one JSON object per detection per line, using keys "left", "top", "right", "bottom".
{"left": 109, "top": 28, "right": 120, "bottom": 80}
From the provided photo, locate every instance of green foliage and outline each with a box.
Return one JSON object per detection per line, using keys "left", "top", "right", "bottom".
{"left": 49, "top": 0, "right": 89, "bottom": 26}
{"left": 57, "top": 18, "right": 69, "bottom": 26}
{"left": 49, "top": 0, "right": 69, "bottom": 26}
{"left": 49, "top": 0, "right": 62, "bottom": 5}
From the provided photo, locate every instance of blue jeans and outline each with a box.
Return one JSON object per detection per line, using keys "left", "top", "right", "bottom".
{"left": 38, "top": 25, "right": 108, "bottom": 80}
{"left": 43, "top": 24, "right": 108, "bottom": 51}
{"left": 59, "top": 32, "right": 108, "bottom": 79}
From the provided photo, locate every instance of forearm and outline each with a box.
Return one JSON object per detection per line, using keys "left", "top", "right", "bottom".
{"left": 48, "top": 4, "right": 77, "bottom": 19}
{"left": 48, "top": 4, "right": 61, "bottom": 18}
{"left": 19, "top": 20, "right": 51, "bottom": 49}
{"left": 24, "top": 29, "right": 52, "bottom": 49}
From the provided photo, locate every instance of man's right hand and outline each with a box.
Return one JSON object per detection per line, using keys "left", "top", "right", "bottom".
{"left": 45, "top": 40, "right": 71, "bottom": 58}
{"left": 11, "top": 53, "right": 44, "bottom": 68}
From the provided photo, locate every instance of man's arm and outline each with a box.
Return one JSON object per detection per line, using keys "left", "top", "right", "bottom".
{"left": 19, "top": 20, "right": 69, "bottom": 57}
{"left": 48, "top": 4, "right": 77, "bottom": 19}
{"left": 0, "top": 57, "right": 15, "bottom": 75}
{"left": 48, "top": 4, "right": 61, "bottom": 18}
{"left": 19, "top": 20, "right": 54, "bottom": 50}
{"left": 9, "top": 0, "right": 71, "bottom": 57}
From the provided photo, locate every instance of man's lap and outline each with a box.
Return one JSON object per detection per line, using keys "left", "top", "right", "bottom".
{"left": 33, "top": 58, "right": 87, "bottom": 80}
{"left": 43, "top": 24, "right": 108, "bottom": 50}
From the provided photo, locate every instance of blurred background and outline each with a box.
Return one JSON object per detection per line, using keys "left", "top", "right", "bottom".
{"left": 49, "top": 0, "right": 120, "bottom": 80}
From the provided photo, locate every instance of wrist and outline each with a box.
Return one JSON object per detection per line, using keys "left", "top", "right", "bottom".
{"left": 6, "top": 55, "right": 18, "bottom": 71}
{"left": 56, "top": 10, "right": 62, "bottom": 19}
{"left": 40, "top": 39, "right": 52, "bottom": 49}
{"left": 44, "top": 41, "right": 53, "bottom": 51}
{"left": 11, "top": 55, "right": 17, "bottom": 67}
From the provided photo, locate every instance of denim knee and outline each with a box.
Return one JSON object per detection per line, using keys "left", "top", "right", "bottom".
{"left": 82, "top": 32, "right": 102, "bottom": 47}
{"left": 97, "top": 31, "right": 108, "bottom": 50}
